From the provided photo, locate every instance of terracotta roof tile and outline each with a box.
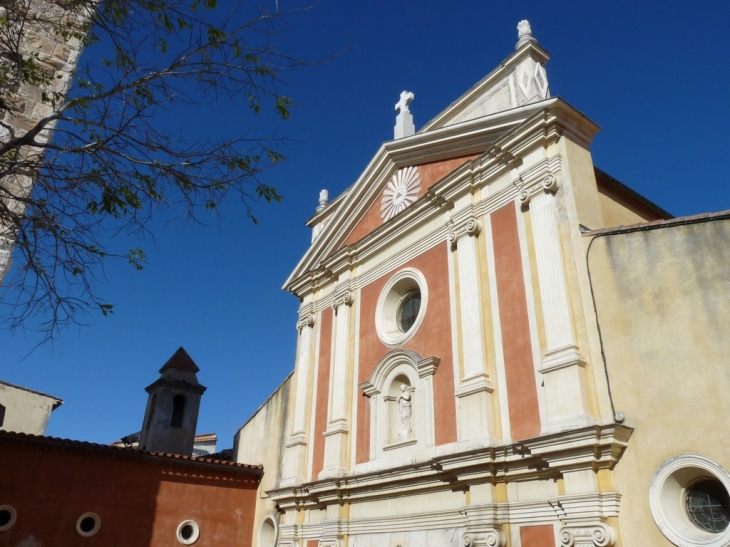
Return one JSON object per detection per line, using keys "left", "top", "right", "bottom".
{"left": 159, "top": 347, "right": 200, "bottom": 374}
{"left": 0, "top": 430, "right": 262, "bottom": 473}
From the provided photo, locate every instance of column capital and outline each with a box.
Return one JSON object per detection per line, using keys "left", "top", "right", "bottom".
{"left": 518, "top": 172, "right": 560, "bottom": 206}
{"left": 448, "top": 217, "right": 481, "bottom": 245}
{"left": 332, "top": 288, "right": 354, "bottom": 310}
{"left": 463, "top": 529, "right": 506, "bottom": 547}
{"left": 559, "top": 522, "right": 617, "bottom": 547}
{"left": 296, "top": 313, "right": 314, "bottom": 331}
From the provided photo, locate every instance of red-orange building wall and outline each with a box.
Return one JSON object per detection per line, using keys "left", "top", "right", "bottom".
{"left": 356, "top": 243, "right": 456, "bottom": 462}
{"left": 0, "top": 433, "right": 260, "bottom": 547}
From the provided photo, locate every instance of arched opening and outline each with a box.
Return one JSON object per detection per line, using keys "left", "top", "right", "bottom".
{"left": 0, "top": 404, "right": 5, "bottom": 427}
{"left": 170, "top": 395, "right": 186, "bottom": 428}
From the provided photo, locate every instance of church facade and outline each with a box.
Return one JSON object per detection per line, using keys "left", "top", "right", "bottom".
{"left": 235, "top": 22, "right": 730, "bottom": 547}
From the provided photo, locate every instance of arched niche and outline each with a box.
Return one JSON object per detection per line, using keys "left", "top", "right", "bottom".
{"left": 358, "top": 349, "right": 440, "bottom": 460}
{"left": 258, "top": 513, "right": 278, "bottom": 547}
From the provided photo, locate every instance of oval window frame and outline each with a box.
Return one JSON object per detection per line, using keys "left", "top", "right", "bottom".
{"left": 375, "top": 268, "right": 428, "bottom": 346}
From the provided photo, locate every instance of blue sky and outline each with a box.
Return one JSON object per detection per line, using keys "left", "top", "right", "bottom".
{"left": 2, "top": 1, "right": 729, "bottom": 448}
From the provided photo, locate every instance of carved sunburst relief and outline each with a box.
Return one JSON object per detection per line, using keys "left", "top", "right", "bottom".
{"left": 380, "top": 166, "right": 421, "bottom": 222}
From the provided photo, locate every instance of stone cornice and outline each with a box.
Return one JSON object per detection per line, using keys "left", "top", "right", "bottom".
{"left": 268, "top": 424, "right": 632, "bottom": 509}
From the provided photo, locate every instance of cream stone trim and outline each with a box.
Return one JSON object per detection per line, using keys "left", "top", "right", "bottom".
{"left": 275, "top": 492, "right": 619, "bottom": 544}
{"left": 650, "top": 454, "right": 730, "bottom": 547}
{"left": 270, "top": 424, "right": 631, "bottom": 511}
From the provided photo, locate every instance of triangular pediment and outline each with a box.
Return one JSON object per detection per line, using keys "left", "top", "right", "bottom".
{"left": 283, "top": 100, "right": 551, "bottom": 294}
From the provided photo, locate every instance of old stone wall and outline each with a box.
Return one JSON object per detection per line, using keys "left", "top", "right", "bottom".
{"left": 0, "top": 0, "right": 88, "bottom": 283}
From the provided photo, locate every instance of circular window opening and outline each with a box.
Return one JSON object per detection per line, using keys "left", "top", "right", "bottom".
{"left": 650, "top": 454, "right": 730, "bottom": 547}
{"left": 76, "top": 512, "right": 100, "bottom": 537}
{"left": 176, "top": 520, "right": 200, "bottom": 545}
{"left": 0, "top": 505, "right": 16, "bottom": 531}
{"left": 375, "top": 268, "right": 428, "bottom": 346}
{"left": 397, "top": 289, "right": 421, "bottom": 333}
{"left": 686, "top": 479, "right": 730, "bottom": 533}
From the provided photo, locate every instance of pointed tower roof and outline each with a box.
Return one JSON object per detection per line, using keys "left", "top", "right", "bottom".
{"left": 159, "top": 347, "right": 200, "bottom": 374}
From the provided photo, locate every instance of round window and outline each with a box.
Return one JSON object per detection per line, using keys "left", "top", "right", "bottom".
{"left": 176, "top": 520, "right": 200, "bottom": 545}
{"left": 375, "top": 268, "right": 428, "bottom": 346}
{"left": 396, "top": 289, "right": 421, "bottom": 333}
{"left": 76, "top": 512, "right": 101, "bottom": 537}
{"left": 0, "top": 505, "right": 16, "bottom": 532}
{"left": 686, "top": 480, "right": 730, "bottom": 533}
{"left": 650, "top": 454, "right": 730, "bottom": 547}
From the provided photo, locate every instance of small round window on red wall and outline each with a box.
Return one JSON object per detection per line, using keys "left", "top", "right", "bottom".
{"left": 177, "top": 520, "right": 200, "bottom": 545}
{"left": 76, "top": 512, "right": 100, "bottom": 537}
{"left": 0, "top": 505, "right": 17, "bottom": 531}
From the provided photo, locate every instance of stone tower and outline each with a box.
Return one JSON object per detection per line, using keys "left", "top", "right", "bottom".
{"left": 139, "top": 347, "right": 206, "bottom": 455}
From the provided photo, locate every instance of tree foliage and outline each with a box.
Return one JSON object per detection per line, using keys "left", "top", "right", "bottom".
{"left": 0, "top": 0, "right": 303, "bottom": 338}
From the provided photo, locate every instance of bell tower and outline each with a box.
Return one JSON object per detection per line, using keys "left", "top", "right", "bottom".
{"left": 139, "top": 347, "right": 206, "bottom": 455}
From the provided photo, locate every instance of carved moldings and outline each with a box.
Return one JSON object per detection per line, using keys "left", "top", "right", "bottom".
{"left": 518, "top": 173, "right": 560, "bottom": 206}
{"left": 559, "top": 523, "right": 617, "bottom": 547}
{"left": 463, "top": 529, "right": 506, "bottom": 547}
{"left": 416, "top": 356, "right": 440, "bottom": 378}
{"left": 318, "top": 541, "right": 341, "bottom": 547}
{"left": 448, "top": 217, "right": 481, "bottom": 246}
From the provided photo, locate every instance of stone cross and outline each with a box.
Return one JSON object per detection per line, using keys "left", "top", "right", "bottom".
{"left": 394, "top": 90, "right": 415, "bottom": 140}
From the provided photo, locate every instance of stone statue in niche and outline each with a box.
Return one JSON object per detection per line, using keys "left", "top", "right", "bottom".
{"left": 397, "top": 384, "right": 413, "bottom": 441}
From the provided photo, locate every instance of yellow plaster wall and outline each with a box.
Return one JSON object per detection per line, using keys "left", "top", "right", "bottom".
{"left": 234, "top": 374, "right": 294, "bottom": 547}
{"left": 596, "top": 185, "right": 659, "bottom": 228}
{"left": 587, "top": 217, "right": 730, "bottom": 544}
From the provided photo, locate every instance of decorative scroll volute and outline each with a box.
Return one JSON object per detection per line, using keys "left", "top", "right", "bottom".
{"left": 448, "top": 217, "right": 482, "bottom": 247}
{"left": 518, "top": 173, "right": 560, "bottom": 206}
{"left": 463, "top": 529, "right": 506, "bottom": 547}
{"left": 559, "top": 523, "right": 617, "bottom": 547}
{"left": 332, "top": 289, "right": 354, "bottom": 310}
{"left": 296, "top": 312, "right": 315, "bottom": 331}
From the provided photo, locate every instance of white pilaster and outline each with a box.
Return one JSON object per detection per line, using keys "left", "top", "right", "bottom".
{"left": 321, "top": 288, "right": 354, "bottom": 478}
{"left": 280, "top": 310, "right": 315, "bottom": 487}
{"left": 522, "top": 174, "right": 591, "bottom": 432}
{"left": 449, "top": 217, "right": 494, "bottom": 441}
